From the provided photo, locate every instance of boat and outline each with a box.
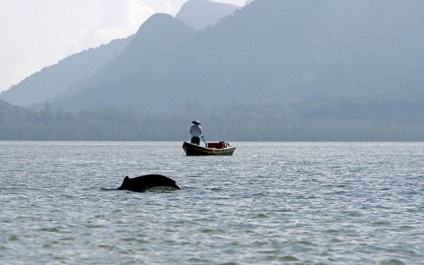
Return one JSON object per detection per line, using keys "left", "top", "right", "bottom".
{"left": 182, "top": 141, "right": 236, "bottom": 156}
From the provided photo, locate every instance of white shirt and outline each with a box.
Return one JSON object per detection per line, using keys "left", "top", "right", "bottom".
{"left": 190, "top": 124, "right": 203, "bottom": 137}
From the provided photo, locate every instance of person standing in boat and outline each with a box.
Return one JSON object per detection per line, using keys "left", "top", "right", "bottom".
{"left": 190, "top": 120, "right": 203, "bottom": 145}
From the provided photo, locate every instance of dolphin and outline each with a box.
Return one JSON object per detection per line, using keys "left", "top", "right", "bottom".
{"left": 118, "top": 174, "right": 180, "bottom": 192}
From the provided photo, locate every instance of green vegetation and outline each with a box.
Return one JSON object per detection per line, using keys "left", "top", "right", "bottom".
{"left": 1, "top": 1, "right": 424, "bottom": 141}
{"left": 1, "top": 101, "right": 423, "bottom": 141}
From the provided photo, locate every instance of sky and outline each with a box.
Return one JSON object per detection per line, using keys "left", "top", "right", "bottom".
{"left": 0, "top": 0, "right": 247, "bottom": 93}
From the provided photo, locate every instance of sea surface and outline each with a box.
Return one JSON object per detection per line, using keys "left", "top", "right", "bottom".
{"left": 0, "top": 141, "right": 423, "bottom": 264}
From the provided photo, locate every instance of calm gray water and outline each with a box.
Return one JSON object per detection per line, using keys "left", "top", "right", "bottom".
{"left": 1, "top": 141, "right": 423, "bottom": 264}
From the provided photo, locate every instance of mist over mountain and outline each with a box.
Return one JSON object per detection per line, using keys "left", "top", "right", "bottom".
{"left": 0, "top": 99, "right": 33, "bottom": 122}
{"left": 54, "top": 13, "right": 196, "bottom": 109}
{"left": 0, "top": 0, "right": 234, "bottom": 108}
{"left": 51, "top": 0, "right": 424, "bottom": 114}
{"left": 176, "top": 0, "right": 239, "bottom": 30}
{"left": 1, "top": 0, "right": 424, "bottom": 140}
{"left": 0, "top": 37, "right": 131, "bottom": 106}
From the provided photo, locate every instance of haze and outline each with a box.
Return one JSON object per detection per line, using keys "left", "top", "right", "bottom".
{"left": 0, "top": 0, "right": 247, "bottom": 92}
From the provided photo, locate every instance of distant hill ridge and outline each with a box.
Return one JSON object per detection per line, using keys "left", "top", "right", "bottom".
{"left": 53, "top": 0, "right": 424, "bottom": 113}
{"left": 0, "top": 0, "right": 238, "bottom": 107}
{"left": 0, "top": 37, "right": 131, "bottom": 106}
{"left": 1, "top": 0, "right": 423, "bottom": 121}
{"left": 55, "top": 13, "right": 196, "bottom": 106}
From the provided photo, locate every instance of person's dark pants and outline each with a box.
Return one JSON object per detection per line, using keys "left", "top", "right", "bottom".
{"left": 191, "top": 136, "right": 200, "bottom": 145}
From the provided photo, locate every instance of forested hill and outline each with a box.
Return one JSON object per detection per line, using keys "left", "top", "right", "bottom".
{"left": 2, "top": 0, "right": 423, "bottom": 114}
{"left": 0, "top": 0, "right": 237, "bottom": 107}
{"left": 1, "top": 0, "right": 424, "bottom": 140}
{"left": 50, "top": 0, "right": 424, "bottom": 113}
{"left": 2, "top": 98, "right": 424, "bottom": 141}
{"left": 0, "top": 37, "right": 131, "bottom": 106}
{"left": 54, "top": 13, "right": 197, "bottom": 107}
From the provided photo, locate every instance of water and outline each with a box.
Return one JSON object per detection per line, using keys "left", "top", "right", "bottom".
{"left": 1, "top": 141, "right": 423, "bottom": 264}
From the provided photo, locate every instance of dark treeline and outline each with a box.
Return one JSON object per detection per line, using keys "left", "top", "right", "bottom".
{"left": 1, "top": 103, "right": 424, "bottom": 141}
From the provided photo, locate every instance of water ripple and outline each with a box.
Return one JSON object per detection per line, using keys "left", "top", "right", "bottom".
{"left": 1, "top": 141, "right": 423, "bottom": 264}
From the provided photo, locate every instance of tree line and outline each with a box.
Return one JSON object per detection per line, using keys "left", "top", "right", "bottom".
{"left": 1, "top": 103, "right": 424, "bottom": 141}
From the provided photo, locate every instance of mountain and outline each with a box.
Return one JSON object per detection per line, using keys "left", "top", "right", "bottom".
{"left": 0, "top": 0, "right": 236, "bottom": 108}
{"left": 0, "top": 37, "right": 131, "bottom": 106}
{"left": 176, "top": 0, "right": 239, "bottom": 30}
{"left": 2, "top": 0, "right": 424, "bottom": 140}
{"left": 53, "top": 13, "right": 196, "bottom": 111}
{"left": 53, "top": 13, "right": 196, "bottom": 107}
{"left": 0, "top": 99, "right": 35, "bottom": 124}
{"left": 51, "top": 0, "right": 424, "bottom": 114}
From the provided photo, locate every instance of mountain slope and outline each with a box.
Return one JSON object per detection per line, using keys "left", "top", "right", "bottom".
{"left": 53, "top": 0, "right": 424, "bottom": 113}
{"left": 0, "top": 37, "right": 131, "bottom": 106}
{"left": 0, "top": 0, "right": 235, "bottom": 108}
{"left": 0, "top": 99, "right": 36, "bottom": 123}
{"left": 54, "top": 13, "right": 196, "bottom": 110}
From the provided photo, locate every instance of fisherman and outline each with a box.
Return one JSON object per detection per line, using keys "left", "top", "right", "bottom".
{"left": 190, "top": 119, "right": 203, "bottom": 145}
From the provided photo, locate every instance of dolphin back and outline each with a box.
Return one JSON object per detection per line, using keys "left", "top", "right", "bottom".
{"left": 118, "top": 174, "right": 180, "bottom": 192}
